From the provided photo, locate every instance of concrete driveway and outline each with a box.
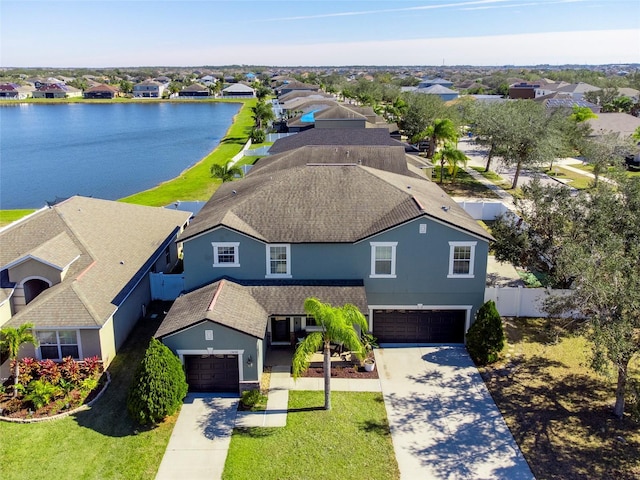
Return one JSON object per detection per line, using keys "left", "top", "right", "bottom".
{"left": 375, "top": 346, "right": 534, "bottom": 480}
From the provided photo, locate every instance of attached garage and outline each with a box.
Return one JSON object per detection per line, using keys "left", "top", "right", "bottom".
{"left": 373, "top": 309, "right": 466, "bottom": 343}
{"left": 185, "top": 354, "right": 239, "bottom": 392}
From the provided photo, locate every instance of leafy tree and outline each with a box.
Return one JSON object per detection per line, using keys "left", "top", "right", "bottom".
{"left": 127, "top": 338, "right": 188, "bottom": 425}
{"left": 119, "top": 80, "right": 133, "bottom": 94}
{"left": 570, "top": 105, "right": 598, "bottom": 123}
{"left": 0, "top": 323, "right": 38, "bottom": 397}
{"left": 399, "top": 92, "right": 447, "bottom": 140}
{"left": 466, "top": 300, "right": 504, "bottom": 365}
{"left": 210, "top": 161, "right": 244, "bottom": 183}
{"left": 470, "top": 101, "right": 510, "bottom": 172}
{"left": 633, "top": 126, "right": 640, "bottom": 142}
{"left": 415, "top": 118, "right": 458, "bottom": 159}
{"left": 255, "top": 84, "right": 271, "bottom": 101}
{"left": 292, "top": 298, "right": 368, "bottom": 410}
{"left": 544, "top": 177, "right": 640, "bottom": 418}
{"left": 433, "top": 141, "right": 468, "bottom": 183}
{"left": 491, "top": 179, "right": 581, "bottom": 288}
{"left": 584, "top": 88, "right": 618, "bottom": 108}
{"left": 578, "top": 132, "right": 632, "bottom": 186}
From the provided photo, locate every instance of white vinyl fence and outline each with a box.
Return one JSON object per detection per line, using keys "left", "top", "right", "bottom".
{"left": 150, "top": 273, "right": 185, "bottom": 301}
{"left": 485, "top": 286, "right": 576, "bottom": 318}
{"left": 457, "top": 201, "right": 511, "bottom": 220}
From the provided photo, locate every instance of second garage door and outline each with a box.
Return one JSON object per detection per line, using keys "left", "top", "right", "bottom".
{"left": 373, "top": 309, "right": 466, "bottom": 343}
{"left": 185, "top": 354, "right": 239, "bottom": 392}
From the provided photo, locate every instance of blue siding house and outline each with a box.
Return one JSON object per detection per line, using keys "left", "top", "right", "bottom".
{"left": 156, "top": 145, "right": 492, "bottom": 393}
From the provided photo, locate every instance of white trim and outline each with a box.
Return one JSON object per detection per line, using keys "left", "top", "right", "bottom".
{"left": 181, "top": 225, "right": 264, "bottom": 245}
{"left": 18, "top": 276, "right": 53, "bottom": 288}
{"left": 368, "top": 304, "right": 473, "bottom": 339}
{"left": 447, "top": 241, "right": 476, "bottom": 278}
{"left": 34, "top": 328, "right": 83, "bottom": 361}
{"left": 3, "top": 254, "right": 68, "bottom": 272}
{"left": 369, "top": 241, "right": 397, "bottom": 278}
{"left": 265, "top": 244, "right": 291, "bottom": 278}
{"left": 211, "top": 242, "right": 240, "bottom": 268}
{"left": 176, "top": 349, "right": 245, "bottom": 382}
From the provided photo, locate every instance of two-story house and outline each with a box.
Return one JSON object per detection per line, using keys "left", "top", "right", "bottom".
{"left": 155, "top": 145, "right": 493, "bottom": 393}
{"left": 133, "top": 80, "right": 166, "bottom": 98}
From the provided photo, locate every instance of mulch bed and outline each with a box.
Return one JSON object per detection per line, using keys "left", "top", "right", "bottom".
{"left": 302, "top": 364, "right": 378, "bottom": 379}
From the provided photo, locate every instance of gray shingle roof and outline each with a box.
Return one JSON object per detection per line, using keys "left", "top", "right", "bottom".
{"left": 180, "top": 146, "right": 491, "bottom": 244}
{"left": 268, "top": 129, "right": 413, "bottom": 155}
{"left": 0, "top": 196, "right": 191, "bottom": 329}
{"left": 155, "top": 279, "right": 368, "bottom": 339}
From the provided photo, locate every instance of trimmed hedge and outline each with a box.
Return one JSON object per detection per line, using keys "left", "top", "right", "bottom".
{"left": 127, "top": 338, "right": 188, "bottom": 425}
{"left": 466, "top": 300, "right": 505, "bottom": 365}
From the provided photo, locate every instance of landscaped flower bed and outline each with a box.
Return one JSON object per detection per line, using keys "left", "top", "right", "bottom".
{"left": 0, "top": 356, "right": 105, "bottom": 420}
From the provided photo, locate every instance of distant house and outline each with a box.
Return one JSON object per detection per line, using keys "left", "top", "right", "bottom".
{"left": 414, "top": 84, "right": 459, "bottom": 101}
{"left": 0, "top": 196, "right": 191, "bottom": 375}
{"left": 534, "top": 92, "right": 600, "bottom": 113}
{"left": 554, "top": 82, "right": 600, "bottom": 100}
{"left": 222, "top": 83, "right": 255, "bottom": 97}
{"left": 133, "top": 80, "right": 166, "bottom": 98}
{"left": 275, "top": 81, "right": 320, "bottom": 97}
{"left": 32, "top": 84, "right": 82, "bottom": 99}
{"left": 586, "top": 112, "right": 640, "bottom": 138}
{"left": 508, "top": 82, "right": 540, "bottom": 99}
{"left": 178, "top": 83, "right": 209, "bottom": 97}
{"left": 418, "top": 77, "right": 454, "bottom": 89}
{"left": 0, "top": 83, "right": 32, "bottom": 100}
{"left": 83, "top": 83, "right": 120, "bottom": 99}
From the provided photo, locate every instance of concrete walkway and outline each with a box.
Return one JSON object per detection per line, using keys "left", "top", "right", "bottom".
{"left": 376, "top": 346, "right": 534, "bottom": 480}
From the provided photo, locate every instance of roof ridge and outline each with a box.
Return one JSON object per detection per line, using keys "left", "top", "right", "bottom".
{"left": 208, "top": 279, "right": 225, "bottom": 311}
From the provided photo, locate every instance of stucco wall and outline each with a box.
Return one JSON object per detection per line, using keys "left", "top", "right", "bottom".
{"left": 112, "top": 273, "right": 151, "bottom": 351}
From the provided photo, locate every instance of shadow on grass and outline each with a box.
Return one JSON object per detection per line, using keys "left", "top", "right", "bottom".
{"left": 234, "top": 427, "right": 277, "bottom": 438}
{"left": 72, "top": 302, "right": 171, "bottom": 437}
{"left": 287, "top": 406, "right": 325, "bottom": 413}
{"left": 359, "top": 419, "right": 390, "bottom": 436}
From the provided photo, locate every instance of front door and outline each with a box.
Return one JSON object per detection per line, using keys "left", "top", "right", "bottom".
{"left": 271, "top": 317, "right": 290, "bottom": 344}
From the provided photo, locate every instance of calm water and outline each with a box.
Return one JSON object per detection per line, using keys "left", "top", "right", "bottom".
{"left": 0, "top": 102, "right": 240, "bottom": 209}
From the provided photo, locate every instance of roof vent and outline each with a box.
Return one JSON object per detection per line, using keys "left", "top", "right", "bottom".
{"left": 232, "top": 190, "right": 237, "bottom": 195}
{"left": 407, "top": 186, "right": 411, "bottom": 189}
{"left": 441, "top": 205, "right": 450, "bottom": 212}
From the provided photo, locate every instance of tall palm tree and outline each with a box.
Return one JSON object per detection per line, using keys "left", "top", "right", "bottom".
{"left": 422, "top": 118, "right": 458, "bottom": 159}
{"left": 210, "top": 162, "right": 244, "bottom": 183}
{"left": 434, "top": 142, "right": 469, "bottom": 183}
{"left": 292, "top": 298, "right": 368, "bottom": 410}
{"left": 251, "top": 101, "right": 275, "bottom": 129}
{"left": 0, "top": 323, "right": 38, "bottom": 397}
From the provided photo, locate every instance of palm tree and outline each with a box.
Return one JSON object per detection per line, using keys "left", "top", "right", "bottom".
{"left": 0, "top": 323, "right": 38, "bottom": 397}
{"left": 433, "top": 142, "right": 469, "bottom": 183}
{"left": 420, "top": 118, "right": 458, "bottom": 159}
{"left": 210, "top": 162, "right": 244, "bottom": 183}
{"left": 292, "top": 298, "right": 368, "bottom": 410}
{"left": 251, "top": 101, "right": 275, "bottom": 129}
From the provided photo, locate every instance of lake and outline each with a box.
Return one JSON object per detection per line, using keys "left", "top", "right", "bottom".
{"left": 0, "top": 102, "right": 241, "bottom": 209}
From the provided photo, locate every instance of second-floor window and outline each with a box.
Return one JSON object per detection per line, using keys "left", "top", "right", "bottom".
{"left": 370, "top": 242, "right": 397, "bottom": 278}
{"left": 212, "top": 242, "right": 240, "bottom": 267}
{"left": 266, "top": 244, "right": 291, "bottom": 277}
{"left": 448, "top": 241, "right": 476, "bottom": 278}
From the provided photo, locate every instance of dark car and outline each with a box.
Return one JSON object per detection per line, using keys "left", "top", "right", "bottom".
{"left": 625, "top": 154, "right": 640, "bottom": 170}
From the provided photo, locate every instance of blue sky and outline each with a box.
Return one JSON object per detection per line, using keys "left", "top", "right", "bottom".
{"left": 1, "top": 0, "right": 639, "bottom": 67}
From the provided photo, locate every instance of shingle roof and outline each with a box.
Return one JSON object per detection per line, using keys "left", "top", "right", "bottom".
{"left": 268, "top": 128, "right": 413, "bottom": 155}
{"left": 181, "top": 83, "right": 208, "bottom": 92}
{"left": 84, "top": 84, "right": 119, "bottom": 93}
{"left": 155, "top": 279, "right": 368, "bottom": 339}
{"left": 180, "top": 146, "right": 491, "bottom": 244}
{"left": 0, "top": 196, "right": 191, "bottom": 329}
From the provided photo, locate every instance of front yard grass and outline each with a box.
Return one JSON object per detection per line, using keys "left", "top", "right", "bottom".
{"left": 433, "top": 166, "right": 501, "bottom": 199}
{"left": 481, "top": 318, "right": 640, "bottom": 480}
{"left": 224, "top": 390, "right": 399, "bottom": 480}
{"left": 0, "top": 310, "right": 174, "bottom": 480}
{"left": 546, "top": 166, "right": 593, "bottom": 189}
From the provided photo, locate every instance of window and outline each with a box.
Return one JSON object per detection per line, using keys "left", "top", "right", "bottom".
{"left": 36, "top": 330, "right": 80, "bottom": 360}
{"left": 266, "top": 244, "right": 291, "bottom": 277}
{"left": 448, "top": 241, "right": 476, "bottom": 278}
{"left": 212, "top": 242, "right": 240, "bottom": 267}
{"left": 370, "top": 242, "right": 397, "bottom": 278}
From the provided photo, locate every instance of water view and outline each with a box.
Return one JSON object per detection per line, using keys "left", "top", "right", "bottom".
{"left": 0, "top": 102, "right": 240, "bottom": 209}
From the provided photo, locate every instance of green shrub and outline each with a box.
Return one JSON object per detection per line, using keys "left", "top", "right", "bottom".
{"left": 127, "top": 338, "right": 188, "bottom": 425}
{"left": 250, "top": 127, "right": 266, "bottom": 143}
{"left": 466, "top": 300, "right": 505, "bottom": 366}
{"left": 25, "top": 380, "right": 62, "bottom": 410}
{"left": 241, "top": 389, "right": 267, "bottom": 410}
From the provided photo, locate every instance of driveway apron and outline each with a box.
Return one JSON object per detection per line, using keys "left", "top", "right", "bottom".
{"left": 155, "top": 393, "right": 238, "bottom": 480}
{"left": 375, "top": 346, "right": 534, "bottom": 480}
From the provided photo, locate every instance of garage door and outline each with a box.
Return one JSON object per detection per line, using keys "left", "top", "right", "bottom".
{"left": 185, "top": 354, "right": 239, "bottom": 392}
{"left": 373, "top": 310, "right": 466, "bottom": 343}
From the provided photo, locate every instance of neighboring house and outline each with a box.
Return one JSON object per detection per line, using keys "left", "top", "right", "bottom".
{"left": 32, "top": 84, "right": 82, "bottom": 99}
{"left": 418, "top": 77, "right": 454, "bottom": 89}
{"left": 0, "top": 83, "right": 32, "bottom": 100}
{"left": 286, "top": 103, "right": 387, "bottom": 132}
{"left": 0, "top": 196, "right": 191, "bottom": 376}
{"left": 178, "top": 83, "right": 209, "bottom": 97}
{"left": 534, "top": 92, "right": 601, "bottom": 113}
{"left": 275, "top": 81, "right": 320, "bottom": 97}
{"left": 277, "top": 90, "right": 334, "bottom": 104}
{"left": 508, "top": 82, "right": 540, "bottom": 99}
{"left": 414, "top": 84, "right": 459, "bottom": 101}
{"left": 586, "top": 112, "right": 640, "bottom": 138}
{"left": 554, "top": 82, "right": 600, "bottom": 100}
{"left": 133, "top": 80, "right": 166, "bottom": 98}
{"left": 156, "top": 145, "right": 492, "bottom": 393}
{"left": 83, "top": 83, "right": 120, "bottom": 99}
{"left": 222, "top": 83, "right": 255, "bottom": 97}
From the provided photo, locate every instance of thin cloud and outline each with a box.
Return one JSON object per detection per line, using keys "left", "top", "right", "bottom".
{"left": 254, "top": 0, "right": 511, "bottom": 23}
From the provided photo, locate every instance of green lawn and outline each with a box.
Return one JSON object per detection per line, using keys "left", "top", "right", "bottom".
{"left": 571, "top": 162, "right": 640, "bottom": 179}
{"left": 0, "top": 311, "right": 175, "bottom": 480}
{"left": 433, "top": 166, "right": 502, "bottom": 199}
{"left": 223, "top": 391, "right": 399, "bottom": 480}
{"left": 545, "top": 166, "right": 594, "bottom": 189}
{"left": 481, "top": 318, "right": 640, "bottom": 480}
{"left": 0, "top": 209, "right": 35, "bottom": 227}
